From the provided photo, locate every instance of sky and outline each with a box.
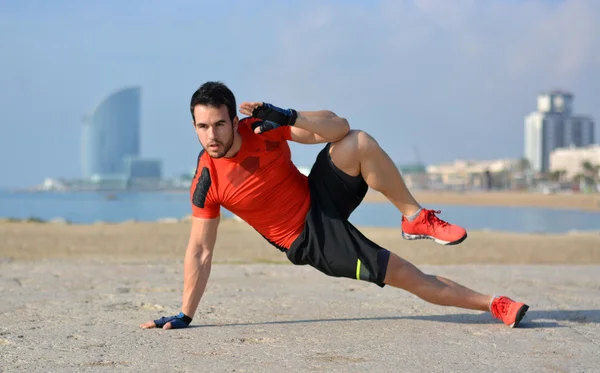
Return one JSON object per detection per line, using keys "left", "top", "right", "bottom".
{"left": 1, "top": 0, "right": 599, "bottom": 188}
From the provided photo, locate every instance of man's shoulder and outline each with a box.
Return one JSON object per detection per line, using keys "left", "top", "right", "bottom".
{"left": 238, "top": 117, "right": 261, "bottom": 135}
{"left": 193, "top": 149, "right": 211, "bottom": 176}
{"left": 239, "top": 117, "right": 260, "bottom": 127}
{"left": 195, "top": 149, "right": 207, "bottom": 164}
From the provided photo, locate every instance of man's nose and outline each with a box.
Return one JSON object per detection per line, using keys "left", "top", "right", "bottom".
{"left": 207, "top": 126, "right": 216, "bottom": 139}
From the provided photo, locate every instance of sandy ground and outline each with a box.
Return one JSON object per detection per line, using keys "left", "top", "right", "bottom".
{"left": 1, "top": 220, "right": 600, "bottom": 372}
{"left": 365, "top": 190, "right": 600, "bottom": 212}
{"left": 2, "top": 220, "right": 600, "bottom": 265}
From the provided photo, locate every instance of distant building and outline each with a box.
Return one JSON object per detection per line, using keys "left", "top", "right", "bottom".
{"left": 122, "top": 156, "right": 162, "bottom": 179}
{"left": 550, "top": 145, "right": 600, "bottom": 180}
{"left": 82, "top": 86, "right": 141, "bottom": 178}
{"left": 427, "top": 158, "right": 519, "bottom": 190}
{"left": 565, "top": 116, "right": 595, "bottom": 148}
{"left": 77, "top": 86, "right": 165, "bottom": 190}
{"left": 524, "top": 90, "right": 595, "bottom": 173}
{"left": 397, "top": 164, "right": 427, "bottom": 189}
{"left": 38, "top": 178, "right": 68, "bottom": 191}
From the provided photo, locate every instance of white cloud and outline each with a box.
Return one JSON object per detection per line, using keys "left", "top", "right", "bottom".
{"left": 241, "top": 0, "right": 600, "bottom": 164}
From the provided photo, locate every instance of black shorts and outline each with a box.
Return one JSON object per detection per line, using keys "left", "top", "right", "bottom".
{"left": 286, "top": 143, "right": 391, "bottom": 287}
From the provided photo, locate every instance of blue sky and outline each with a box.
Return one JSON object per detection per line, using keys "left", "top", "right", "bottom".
{"left": 1, "top": 0, "right": 599, "bottom": 188}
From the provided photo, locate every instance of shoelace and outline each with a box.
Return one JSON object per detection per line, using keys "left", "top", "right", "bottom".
{"left": 422, "top": 209, "right": 449, "bottom": 229}
{"left": 491, "top": 297, "right": 511, "bottom": 318}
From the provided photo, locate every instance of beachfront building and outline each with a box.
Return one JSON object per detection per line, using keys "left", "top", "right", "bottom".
{"left": 550, "top": 145, "right": 600, "bottom": 180}
{"left": 82, "top": 86, "right": 142, "bottom": 178}
{"left": 397, "top": 164, "right": 428, "bottom": 189}
{"left": 427, "top": 158, "right": 520, "bottom": 190}
{"left": 524, "top": 90, "right": 595, "bottom": 173}
{"left": 77, "top": 86, "right": 163, "bottom": 190}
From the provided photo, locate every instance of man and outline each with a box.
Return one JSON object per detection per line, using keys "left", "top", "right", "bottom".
{"left": 140, "top": 81, "right": 528, "bottom": 330}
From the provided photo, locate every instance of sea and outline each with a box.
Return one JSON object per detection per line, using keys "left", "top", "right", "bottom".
{"left": 1, "top": 190, "right": 599, "bottom": 234}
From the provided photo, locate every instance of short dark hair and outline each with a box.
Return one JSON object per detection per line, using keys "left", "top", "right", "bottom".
{"left": 190, "top": 81, "right": 237, "bottom": 123}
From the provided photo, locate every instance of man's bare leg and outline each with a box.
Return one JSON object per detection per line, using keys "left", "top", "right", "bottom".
{"left": 327, "top": 130, "right": 490, "bottom": 311}
{"left": 385, "top": 253, "right": 491, "bottom": 311}
{"left": 326, "top": 130, "right": 527, "bottom": 323}
{"left": 329, "top": 130, "right": 421, "bottom": 216}
{"left": 329, "top": 129, "right": 468, "bottom": 245}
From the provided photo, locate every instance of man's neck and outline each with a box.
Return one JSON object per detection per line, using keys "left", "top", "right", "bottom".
{"left": 224, "top": 130, "right": 243, "bottom": 158}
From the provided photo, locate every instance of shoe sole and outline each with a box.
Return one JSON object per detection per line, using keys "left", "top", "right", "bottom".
{"left": 402, "top": 232, "right": 468, "bottom": 246}
{"left": 509, "top": 304, "right": 529, "bottom": 328}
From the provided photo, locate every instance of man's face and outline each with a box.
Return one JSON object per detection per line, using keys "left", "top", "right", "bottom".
{"left": 193, "top": 104, "right": 238, "bottom": 158}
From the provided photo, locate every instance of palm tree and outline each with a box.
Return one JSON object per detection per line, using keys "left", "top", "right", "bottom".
{"left": 582, "top": 161, "right": 594, "bottom": 176}
{"left": 573, "top": 173, "right": 585, "bottom": 184}
{"left": 580, "top": 161, "right": 600, "bottom": 192}
{"left": 559, "top": 169, "right": 568, "bottom": 182}
{"left": 549, "top": 170, "right": 567, "bottom": 182}
{"left": 515, "top": 157, "right": 532, "bottom": 188}
{"left": 518, "top": 158, "right": 530, "bottom": 173}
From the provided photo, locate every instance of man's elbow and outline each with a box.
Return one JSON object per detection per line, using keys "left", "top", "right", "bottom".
{"left": 319, "top": 110, "right": 338, "bottom": 119}
{"left": 340, "top": 117, "right": 350, "bottom": 133}
{"left": 333, "top": 117, "right": 350, "bottom": 141}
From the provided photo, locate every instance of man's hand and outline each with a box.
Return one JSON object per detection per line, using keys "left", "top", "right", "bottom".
{"left": 239, "top": 102, "right": 297, "bottom": 134}
{"left": 139, "top": 312, "right": 192, "bottom": 330}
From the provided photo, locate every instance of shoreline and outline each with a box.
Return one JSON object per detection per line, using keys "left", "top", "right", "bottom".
{"left": 4, "top": 188, "right": 600, "bottom": 213}
{"left": 1, "top": 190, "right": 599, "bottom": 226}
{"left": 364, "top": 190, "right": 600, "bottom": 213}
{"left": 1, "top": 216, "right": 599, "bottom": 236}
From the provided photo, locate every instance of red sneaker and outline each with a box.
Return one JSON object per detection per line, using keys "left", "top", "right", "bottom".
{"left": 490, "top": 296, "right": 529, "bottom": 328}
{"left": 401, "top": 209, "right": 467, "bottom": 245}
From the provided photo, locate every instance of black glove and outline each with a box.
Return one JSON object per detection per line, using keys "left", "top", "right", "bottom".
{"left": 251, "top": 103, "right": 298, "bottom": 133}
{"left": 153, "top": 312, "right": 192, "bottom": 329}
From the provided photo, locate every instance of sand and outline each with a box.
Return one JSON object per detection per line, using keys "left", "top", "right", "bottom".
{"left": 1, "top": 219, "right": 599, "bottom": 265}
{"left": 1, "top": 220, "right": 600, "bottom": 372}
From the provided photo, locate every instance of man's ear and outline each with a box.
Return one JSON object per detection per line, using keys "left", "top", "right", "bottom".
{"left": 233, "top": 116, "right": 239, "bottom": 131}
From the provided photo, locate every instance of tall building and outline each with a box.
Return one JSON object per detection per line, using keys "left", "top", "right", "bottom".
{"left": 82, "top": 86, "right": 141, "bottom": 178}
{"left": 565, "top": 116, "right": 595, "bottom": 149}
{"left": 524, "top": 90, "right": 595, "bottom": 173}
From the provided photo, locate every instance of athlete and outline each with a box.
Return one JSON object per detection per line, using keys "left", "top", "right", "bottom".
{"left": 140, "top": 81, "right": 529, "bottom": 330}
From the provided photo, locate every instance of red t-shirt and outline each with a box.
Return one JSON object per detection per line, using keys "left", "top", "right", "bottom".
{"left": 189, "top": 117, "right": 311, "bottom": 249}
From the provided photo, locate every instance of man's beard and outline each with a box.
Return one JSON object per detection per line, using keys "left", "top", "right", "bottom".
{"left": 205, "top": 135, "right": 234, "bottom": 159}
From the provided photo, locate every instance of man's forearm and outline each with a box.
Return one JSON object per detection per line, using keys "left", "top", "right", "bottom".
{"left": 181, "top": 247, "right": 213, "bottom": 318}
{"left": 294, "top": 110, "right": 350, "bottom": 142}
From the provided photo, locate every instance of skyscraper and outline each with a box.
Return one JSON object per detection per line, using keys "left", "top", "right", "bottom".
{"left": 524, "top": 90, "right": 595, "bottom": 173}
{"left": 82, "top": 86, "right": 141, "bottom": 178}
{"left": 565, "top": 116, "right": 595, "bottom": 149}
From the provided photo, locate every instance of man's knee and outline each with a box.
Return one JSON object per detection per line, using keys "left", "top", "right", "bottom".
{"left": 332, "top": 129, "right": 379, "bottom": 157}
